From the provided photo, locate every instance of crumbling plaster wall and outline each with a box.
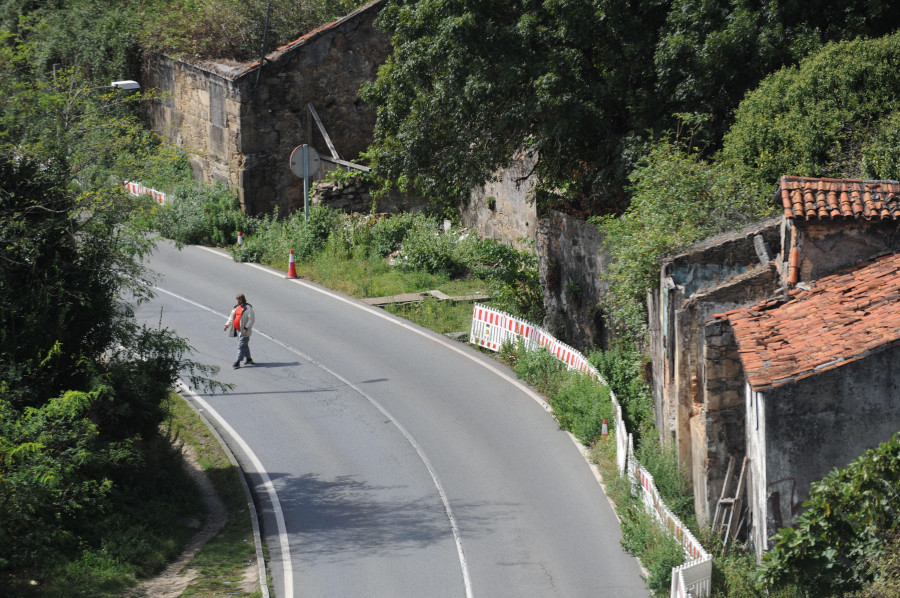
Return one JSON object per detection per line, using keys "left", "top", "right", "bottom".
{"left": 650, "top": 219, "right": 781, "bottom": 457}
{"left": 784, "top": 219, "right": 900, "bottom": 282}
{"left": 747, "top": 346, "right": 900, "bottom": 559}
{"left": 461, "top": 152, "right": 539, "bottom": 250}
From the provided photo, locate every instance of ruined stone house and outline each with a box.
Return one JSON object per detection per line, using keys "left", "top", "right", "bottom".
{"left": 143, "top": 0, "right": 390, "bottom": 216}
{"left": 651, "top": 176, "right": 900, "bottom": 560}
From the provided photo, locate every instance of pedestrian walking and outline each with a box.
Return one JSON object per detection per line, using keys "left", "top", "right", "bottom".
{"left": 224, "top": 293, "right": 255, "bottom": 368}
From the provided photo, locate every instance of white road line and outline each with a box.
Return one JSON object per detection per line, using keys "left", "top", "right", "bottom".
{"left": 176, "top": 382, "right": 295, "bottom": 598}
{"left": 153, "top": 283, "right": 474, "bottom": 598}
{"left": 186, "top": 244, "right": 547, "bottom": 407}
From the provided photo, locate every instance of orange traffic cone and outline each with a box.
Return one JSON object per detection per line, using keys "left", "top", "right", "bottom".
{"left": 287, "top": 249, "right": 298, "bottom": 279}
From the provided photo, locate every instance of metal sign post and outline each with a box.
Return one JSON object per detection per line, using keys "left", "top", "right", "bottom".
{"left": 302, "top": 145, "right": 309, "bottom": 221}
{"left": 289, "top": 144, "right": 320, "bottom": 221}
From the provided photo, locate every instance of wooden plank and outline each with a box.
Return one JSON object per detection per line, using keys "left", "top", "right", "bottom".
{"left": 307, "top": 103, "right": 342, "bottom": 160}
{"left": 361, "top": 291, "right": 490, "bottom": 307}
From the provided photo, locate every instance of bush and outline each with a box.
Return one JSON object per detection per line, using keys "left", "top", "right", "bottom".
{"left": 229, "top": 205, "right": 343, "bottom": 265}
{"left": 597, "top": 139, "right": 772, "bottom": 338}
{"left": 370, "top": 212, "right": 430, "bottom": 256}
{"left": 722, "top": 33, "right": 900, "bottom": 189}
{"left": 618, "top": 490, "right": 687, "bottom": 594}
{"left": 590, "top": 343, "right": 655, "bottom": 444}
{"left": 397, "top": 221, "right": 474, "bottom": 277}
{"left": 469, "top": 238, "right": 545, "bottom": 324}
{"left": 513, "top": 345, "right": 568, "bottom": 398}
{"left": 550, "top": 373, "right": 613, "bottom": 445}
{"left": 153, "top": 180, "right": 255, "bottom": 247}
{"left": 635, "top": 434, "right": 696, "bottom": 528}
{"left": 759, "top": 433, "right": 900, "bottom": 597}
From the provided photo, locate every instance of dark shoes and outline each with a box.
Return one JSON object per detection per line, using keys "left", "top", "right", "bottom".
{"left": 232, "top": 362, "right": 240, "bottom": 369}
{"left": 245, "top": 358, "right": 254, "bottom": 365}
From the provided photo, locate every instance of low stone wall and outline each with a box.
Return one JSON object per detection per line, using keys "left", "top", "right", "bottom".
{"left": 311, "top": 177, "right": 427, "bottom": 214}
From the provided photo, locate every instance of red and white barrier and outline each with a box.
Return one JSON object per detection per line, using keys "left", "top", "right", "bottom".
{"left": 470, "top": 303, "right": 712, "bottom": 597}
{"left": 124, "top": 181, "right": 168, "bottom": 204}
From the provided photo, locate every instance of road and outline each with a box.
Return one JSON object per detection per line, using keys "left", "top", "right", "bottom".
{"left": 133, "top": 240, "right": 648, "bottom": 598}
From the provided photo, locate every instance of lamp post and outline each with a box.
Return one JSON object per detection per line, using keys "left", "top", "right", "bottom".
{"left": 106, "top": 80, "right": 141, "bottom": 91}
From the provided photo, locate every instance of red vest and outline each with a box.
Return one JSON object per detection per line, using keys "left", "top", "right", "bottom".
{"left": 233, "top": 305, "right": 244, "bottom": 330}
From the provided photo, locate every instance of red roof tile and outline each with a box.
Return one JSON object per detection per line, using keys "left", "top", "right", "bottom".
{"left": 716, "top": 253, "right": 900, "bottom": 390}
{"left": 778, "top": 176, "right": 900, "bottom": 220}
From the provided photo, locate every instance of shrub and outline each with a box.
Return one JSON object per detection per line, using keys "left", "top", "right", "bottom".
{"left": 153, "top": 180, "right": 255, "bottom": 247}
{"left": 513, "top": 345, "right": 568, "bottom": 397}
{"left": 618, "top": 488, "right": 687, "bottom": 594}
{"left": 469, "top": 238, "right": 545, "bottom": 324}
{"left": 550, "top": 373, "right": 613, "bottom": 445}
{"left": 597, "top": 139, "right": 772, "bottom": 338}
{"left": 370, "top": 212, "right": 432, "bottom": 256}
{"left": 759, "top": 433, "right": 900, "bottom": 597}
{"left": 722, "top": 33, "right": 900, "bottom": 190}
{"left": 589, "top": 343, "right": 655, "bottom": 444}
{"left": 635, "top": 434, "right": 696, "bottom": 528}
{"left": 397, "top": 222, "right": 474, "bottom": 276}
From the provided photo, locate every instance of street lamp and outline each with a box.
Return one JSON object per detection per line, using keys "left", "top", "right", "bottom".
{"left": 93, "top": 80, "right": 140, "bottom": 92}
{"left": 109, "top": 80, "right": 140, "bottom": 90}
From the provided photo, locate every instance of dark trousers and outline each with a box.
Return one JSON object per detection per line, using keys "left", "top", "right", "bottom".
{"left": 237, "top": 336, "right": 251, "bottom": 363}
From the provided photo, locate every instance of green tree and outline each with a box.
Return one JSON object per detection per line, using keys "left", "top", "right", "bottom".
{"left": 654, "top": 0, "right": 900, "bottom": 147}
{"left": 0, "top": 28, "right": 223, "bottom": 578}
{"left": 597, "top": 139, "right": 773, "bottom": 337}
{"left": 361, "top": 0, "right": 670, "bottom": 213}
{"left": 721, "top": 33, "right": 900, "bottom": 190}
{"left": 362, "top": 0, "right": 898, "bottom": 215}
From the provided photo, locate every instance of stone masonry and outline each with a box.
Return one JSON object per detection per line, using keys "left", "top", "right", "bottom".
{"left": 144, "top": 1, "right": 390, "bottom": 216}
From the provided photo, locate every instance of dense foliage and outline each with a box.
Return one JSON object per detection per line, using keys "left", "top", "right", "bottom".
{"left": 2, "top": 0, "right": 362, "bottom": 73}
{"left": 0, "top": 31, "right": 221, "bottom": 587}
{"left": 722, "top": 32, "right": 900, "bottom": 188}
{"left": 362, "top": 0, "right": 900, "bottom": 213}
{"left": 597, "top": 139, "right": 775, "bottom": 335}
{"left": 760, "top": 433, "right": 900, "bottom": 596}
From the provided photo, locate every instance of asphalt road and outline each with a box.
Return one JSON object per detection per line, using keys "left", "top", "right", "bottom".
{"left": 133, "top": 240, "right": 648, "bottom": 598}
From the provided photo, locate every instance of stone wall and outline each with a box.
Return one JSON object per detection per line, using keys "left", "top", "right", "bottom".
{"left": 649, "top": 218, "right": 781, "bottom": 507}
{"left": 461, "top": 151, "right": 539, "bottom": 249}
{"left": 144, "top": 58, "right": 245, "bottom": 189}
{"left": 144, "top": 1, "right": 390, "bottom": 216}
{"left": 698, "top": 317, "right": 749, "bottom": 525}
{"left": 240, "top": 2, "right": 391, "bottom": 215}
{"left": 311, "top": 176, "right": 428, "bottom": 214}
{"left": 536, "top": 210, "right": 613, "bottom": 350}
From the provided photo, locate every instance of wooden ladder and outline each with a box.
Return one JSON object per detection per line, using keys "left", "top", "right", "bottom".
{"left": 713, "top": 456, "right": 749, "bottom": 546}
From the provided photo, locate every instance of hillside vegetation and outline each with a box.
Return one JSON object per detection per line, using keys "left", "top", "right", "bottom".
{"left": 4, "top": 1, "right": 900, "bottom": 596}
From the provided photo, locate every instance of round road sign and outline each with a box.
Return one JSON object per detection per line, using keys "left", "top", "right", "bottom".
{"left": 289, "top": 145, "right": 321, "bottom": 178}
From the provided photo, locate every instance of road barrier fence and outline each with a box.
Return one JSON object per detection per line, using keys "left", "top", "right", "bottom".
{"left": 470, "top": 303, "right": 712, "bottom": 598}
{"left": 124, "top": 181, "right": 168, "bottom": 204}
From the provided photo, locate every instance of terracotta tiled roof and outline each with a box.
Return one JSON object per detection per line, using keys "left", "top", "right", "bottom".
{"left": 716, "top": 252, "right": 900, "bottom": 391}
{"left": 778, "top": 176, "right": 900, "bottom": 220}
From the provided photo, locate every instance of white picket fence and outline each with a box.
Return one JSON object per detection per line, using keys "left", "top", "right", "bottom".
{"left": 470, "top": 303, "right": 712, "bottom": 598}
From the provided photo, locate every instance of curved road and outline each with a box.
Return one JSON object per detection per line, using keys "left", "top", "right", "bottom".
{"left": 134, "top": 241, "right": 647, "bottom": 598}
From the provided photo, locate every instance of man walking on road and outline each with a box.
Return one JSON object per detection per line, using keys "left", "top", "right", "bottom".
{"left": 225, "top": 293, "right": 255, "bottom": 368}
